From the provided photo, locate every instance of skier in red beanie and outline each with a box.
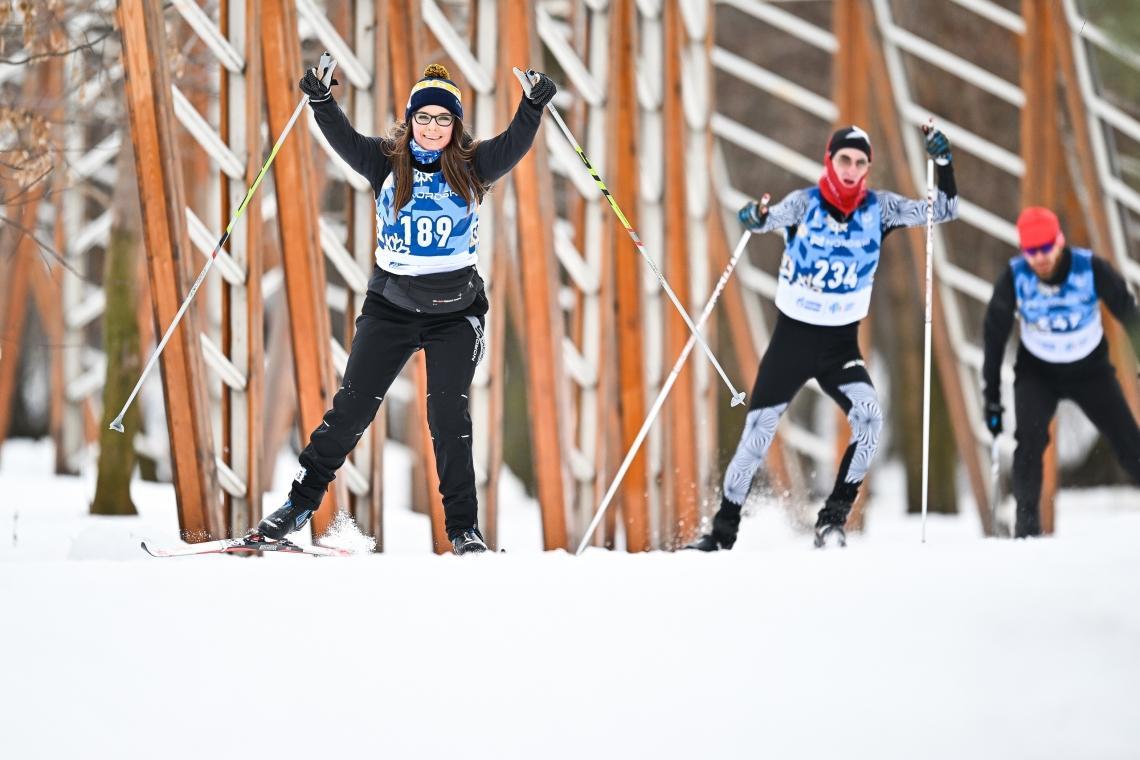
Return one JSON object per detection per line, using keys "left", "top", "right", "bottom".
{"left": 982, "top": 206, "right": 1140, "bottom": 536}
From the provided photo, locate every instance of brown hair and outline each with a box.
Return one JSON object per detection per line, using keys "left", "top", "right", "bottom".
{"left": 383, "top": 118, "right": 487, "bottom": 212}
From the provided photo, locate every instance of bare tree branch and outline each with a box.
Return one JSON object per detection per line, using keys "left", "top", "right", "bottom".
{"left": 0, "top": 29, "right": 114, "bottom": 66}
{"left": 0, "top": 212, "right": 94, "bottom": 283}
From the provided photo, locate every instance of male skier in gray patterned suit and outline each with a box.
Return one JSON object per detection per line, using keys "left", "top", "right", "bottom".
{"left": 689, "top": 126, "right": 959, "bottom": 549}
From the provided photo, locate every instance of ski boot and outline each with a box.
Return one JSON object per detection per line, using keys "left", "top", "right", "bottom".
{"left": 1014, "top": 500, "right": 1042, "bottom": 538}
{"left": 451, "top": 528, "right": 488, "bottom": 555}
{"left": 256, "top": 498, "right": 314, "bottom": 541}
{"left": 813, "top": 497, "right": 851, "bottom": 549}
{"left": 685, "top": 499, "right": 741, "bottom": 552}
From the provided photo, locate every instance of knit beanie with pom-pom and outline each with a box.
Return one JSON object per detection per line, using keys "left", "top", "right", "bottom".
{"left": 405, "top": 63, "right": 463, "bottom": 121}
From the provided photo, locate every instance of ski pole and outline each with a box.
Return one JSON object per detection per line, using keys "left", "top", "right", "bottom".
{"left": 513, "top": 67, "right": 745, "bottom": 408}
{"left": 110, "top": 53, "right": 339, "bottom": 433}
{"left": 990, "top": 435, "right": 1001, "bottom": 537}
{"left": 920, "top": 119, "right": 935, "bottom": 542}
{"left": 576, "top": 221, "right": 761, "bottom": 554}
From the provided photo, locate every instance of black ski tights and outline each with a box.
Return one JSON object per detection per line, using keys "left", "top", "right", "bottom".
{"left": 289, "top": 305, "right": 485, "bottom": 538}
{"left": 1012, "top": 361, "right": 1140, "bottom": 536}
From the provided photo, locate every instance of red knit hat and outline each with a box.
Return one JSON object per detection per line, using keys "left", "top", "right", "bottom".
{"left": 1017, "top": 207, "right": 1061, "bottom": 250}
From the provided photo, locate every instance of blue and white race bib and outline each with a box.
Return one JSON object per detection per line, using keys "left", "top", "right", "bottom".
{"left": 374, "top": 141, "right": 480, "bottom": 275}
{"left": 1013, "top": 247, "right": 1102, "bottom": 363}
{"left": 774, "top": 189, "right": 883, "bottom": 325}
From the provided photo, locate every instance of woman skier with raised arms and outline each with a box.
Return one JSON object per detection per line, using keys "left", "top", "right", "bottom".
{"left": 257, "top": 62, "right": 556, "bottom": 555}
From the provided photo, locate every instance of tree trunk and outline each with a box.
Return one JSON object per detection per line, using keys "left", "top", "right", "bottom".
{"left": 91, "top": 139, "right": 142, "bottom": 516}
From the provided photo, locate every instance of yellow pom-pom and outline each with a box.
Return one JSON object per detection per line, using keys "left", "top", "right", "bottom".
{"left": 423, "top": 63, "right": 450, "bottom": 80}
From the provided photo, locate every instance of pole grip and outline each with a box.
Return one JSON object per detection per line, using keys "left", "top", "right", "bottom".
{"left": 511, "top": 66, "right": 534, "bottom": 97}
{"left": 317, "top": 51, "right": 338, "bottom": 86}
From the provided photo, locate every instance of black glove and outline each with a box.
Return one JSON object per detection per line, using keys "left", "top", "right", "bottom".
{"left": 737, "top": 200, "right": 767, "bottom": 231}
{"left": 300, "top": 68, "right": 338, "bottom": 103}
{"left": 924, "top": 127, "right": 952, "bottom": 166}
{"left": 525, "top": 71, "right": 557, "bottom": 109}
{"left": 984, "top": 399, "right": 1003, "bottom": 437}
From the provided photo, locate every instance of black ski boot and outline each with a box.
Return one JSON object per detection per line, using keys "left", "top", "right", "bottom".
{"left": 256, "top": 499, "right": 314, "bottom": 541}
{"left": 685, "top": 499, "right": 742, "bottom": 551}
{"left": 1014, "top": 500, "right": 1042, "bottom": 538}
{"left": 814, "top": 497, "right": 852, "bottom": 548}
{"left": 451, "top": 528, "right": 488, "bottom": 555}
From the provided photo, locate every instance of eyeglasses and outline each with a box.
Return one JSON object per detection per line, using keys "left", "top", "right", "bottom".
{"left": 1021, "top": 239, "right": 1056, "bottom": 257}
{"left": 412, "top": 111, "right": 454, "bottom": 127}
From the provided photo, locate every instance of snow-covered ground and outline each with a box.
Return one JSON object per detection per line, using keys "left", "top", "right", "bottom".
{"left": 2, "top": 438, "right": 1138, "bottom": 759}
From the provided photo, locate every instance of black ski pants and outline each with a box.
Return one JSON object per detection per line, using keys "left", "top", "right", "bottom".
{"left": 1012, "top": 354, "right": 1140, "bottom": 536}
{"left": 720, "top": 314, "right": 883, "bottom": 511}
{"left": 289, "top": 296, "right": 486, "bottom": 538}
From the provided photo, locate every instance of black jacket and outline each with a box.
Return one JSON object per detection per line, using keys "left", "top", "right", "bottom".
{"left": 982, "top": 247, "right": 1140, "bottom": 402}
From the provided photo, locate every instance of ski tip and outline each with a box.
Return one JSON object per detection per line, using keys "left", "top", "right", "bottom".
{"left": 140, "top": 540, "right": 158, "bottom": 557}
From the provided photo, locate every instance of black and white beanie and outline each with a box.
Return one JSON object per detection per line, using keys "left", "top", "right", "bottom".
{"left": 827, "top": 125, "right": 872, "bottom": 161}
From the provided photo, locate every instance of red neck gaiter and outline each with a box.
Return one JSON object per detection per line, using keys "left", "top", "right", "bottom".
{"left": 818, "top": 153, "right": 867, "bottom": 216}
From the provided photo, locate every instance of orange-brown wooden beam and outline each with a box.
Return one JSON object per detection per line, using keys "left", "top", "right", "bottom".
{"left": 662, "top": 0, "right": 699, "bottom": 548}
{"left": 219, "top": 0, "right": 265, "bottom": 536}
{"left": 0, "top": 63, "right": 56, "bottom": 454}
{"left": 500, "top": 0, "right": 570, "bottom": 551}
{"left": 1021, "top": 0, "right": 1060, "bottom": 535}
{"left": 387, "top": 0, "right": 417, "bottom": 112}
{"left": 476, "top": 34, "right": 509, "bottom": 551}
{"left": 1049, "top": 2, "right": 1140, "bottom": 535}
{"left": 833, "top": 0, "right": 874, "bottom": 531}
{"left": 120, "top": 0, "right": 221, "bottom": 541}
{"left": 365, "top": 0, "right": 393, "bottom": 551}
{"left": 857, "top": 0, "right": 993, "bottom": 536}
{"left": 0, "top": 202, "right": 36, "bottom": 448}
{"left": 262, "top": 0, "right": 340, "bottom": 539}
{"left": 607, "top": 0, "right": 651, "bottom": 553}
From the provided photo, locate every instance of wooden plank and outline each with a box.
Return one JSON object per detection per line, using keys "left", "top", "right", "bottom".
{"left": 49, "top": 188, "right": 69, "bottom": 473}
{"left": 261, "top": 291, "right": 296, "bottom": 495}
{"left": 1050, "top": 0, "right": 1140, "bottom": 535}
{"left": 1021, "top": 0, "right": 1059, "bottom": 535}
{"left": 388, "top": 0, "right": 416, "bottom": 111}
{"left": 216, "top": 0, "right": 265, "bottom": 536}
{"left": 499, "top": 0, "right": 570, "bottom": 550}
{"left": 1, "top": 64, "right": 54, "bottom": 454}
{"left": 262, "top": 0, "right": 340, "bottom": 539}
{"left": 858, "top": 0, "right": 992, "bottom": 535}
{"left": 385, "top": 1, "right": 449, "bottom": 550}
{"left": 364, "top": 0, "right": 392, "bottom": 546}
{"left": 605, "top": 0, "right": 650, "bottom": 552}
{"left": 833, "top": 0, "right": 873, "bottom": 531}
{"left": 662, "top": 0, "right": 699, "bottom": 548}
{"left": 0, "top": 203, "right": 35, "bottom": 447}
{"left": 473, "top": 55, "right": 509, "bottom": 551}
{"left": 44, "top": 224, "right": 67, "bottom": 474}
{"left": 367, "top": 0, "right": 392, "bottom": 551}
{"left": 119, "top": 0, "right": 221, "bottom": 540}
{"left": 483, "top": 244, "right": 507, "bottom": 550}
